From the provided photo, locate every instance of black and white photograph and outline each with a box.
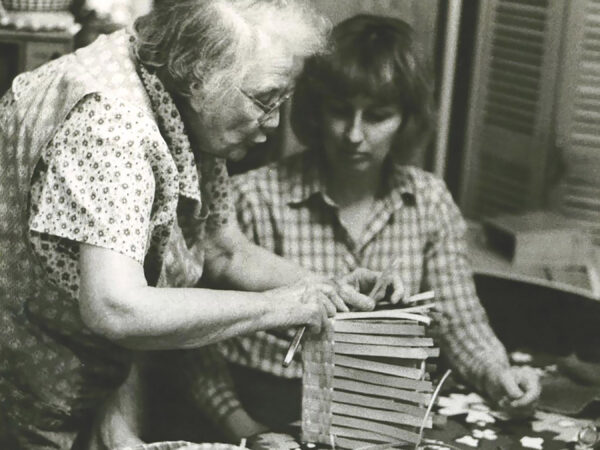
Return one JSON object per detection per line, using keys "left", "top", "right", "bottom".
{"left": 0, "top": 1, "right": 599, "bottom": 449}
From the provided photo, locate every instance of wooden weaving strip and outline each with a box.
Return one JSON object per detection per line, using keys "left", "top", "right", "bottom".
{"left": 332, "top": 391, "right": 429, "bottom": 416}
{"left": 334, "top": 321, "right": 425, "bottom": 335}
{"left": 331, "top": 402, "right": 432, "bottom": 428}
{"left": 334, "top": 354, "right": 424, "bottom": 380}
{"left": 336, "top": 310, "right": 431, "bottom": 324}
{"left": 330, "top": 426, "right": 394, "bottom": 444}
{"left": 332, "top": 379, "right": 432, "bottom": 405}
{"left": 333, "top": 365, "right": 433, "bottom": 391}
{"left": 334, "top": 342, "right": 439, "bottom": 359}
{"left": 334, "top": 333, "right": 434, "bottom": 347}
{"left": 332, "top": 415, "right": 421, "bottom": 443}
{"left": 333, "top": 436, "right": 387, "bottom": 449}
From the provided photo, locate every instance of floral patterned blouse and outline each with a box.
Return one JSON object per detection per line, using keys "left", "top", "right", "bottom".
{"left": 0, "top": 29, "right": 232, "bottom": 448}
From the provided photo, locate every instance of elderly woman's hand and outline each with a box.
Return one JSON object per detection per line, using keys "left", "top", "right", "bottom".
{"left": 264, "top": 277, "right": 374, "bottom": 333}
{"left": 337, "top": 267, "right": 405, "bottom": 305}
{"left": 484, "top": 366, "right": 541, "bottom": 418}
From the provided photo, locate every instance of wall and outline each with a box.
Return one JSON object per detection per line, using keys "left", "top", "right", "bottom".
{"left": 309, "top": 0, "right": 439, "bottom": 63}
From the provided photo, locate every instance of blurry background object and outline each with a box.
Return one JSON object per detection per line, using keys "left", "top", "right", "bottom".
{"left": 2, "top": 0, "right": 71, "bottom": 11}
{"left": 455, "top": 0, "right": 600, "bottom": 249}
{"left": 73, "top": 0, "right": 151, "bottom": 47}
{"left": 0, "top": 0, "right": 152, "bottom": 92}
{"left": 0, "top": 0, "right": 79, "bottom": 95}
{"left": 83, "top": 0, "right": 151, "bottom": 27}
{"left": 482, "top": 212, "right": 592, "bottom": 268}
{"left": 467, "top": 218, "right": 600, "bottom": 301}
{"left": 0, "top": 0, "right": 78, "bottom": 30}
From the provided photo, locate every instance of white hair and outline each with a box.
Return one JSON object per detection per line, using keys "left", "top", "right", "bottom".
{"left": 134, "top": 0, "right": 329, "bottom": 107}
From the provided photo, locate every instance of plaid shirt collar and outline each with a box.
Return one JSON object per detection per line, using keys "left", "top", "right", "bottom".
{"left": 280, "top": 151, "right": 417, "bottom": 212}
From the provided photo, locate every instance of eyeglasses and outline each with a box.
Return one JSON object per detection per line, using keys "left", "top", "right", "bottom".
{"left": 239, "top": 88, "right": 293, "bottom": 125}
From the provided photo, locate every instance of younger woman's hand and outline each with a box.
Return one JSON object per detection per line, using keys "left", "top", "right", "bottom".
{"left": 338, "top": 267, "right": 405, "bottom": 304}
{"left": 484, "top": 366, "right": 541, "bottom": 417}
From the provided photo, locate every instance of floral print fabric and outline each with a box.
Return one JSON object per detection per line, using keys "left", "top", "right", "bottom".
{"left": 0, "top": 29, "right": 234, "bottom": 449}
{"left": 29, "top": 94, "right": 156, "bottom": 293}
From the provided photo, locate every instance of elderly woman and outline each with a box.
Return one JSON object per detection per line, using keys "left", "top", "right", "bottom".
{"left": 0, "top": 2, "right": 399, "bottom": 449}
{"left": 188, "top": 14, "right": 542, "bottom": 439}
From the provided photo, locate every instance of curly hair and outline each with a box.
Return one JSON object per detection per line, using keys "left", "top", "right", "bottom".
{"left": 290, "top": 14, "right": 436, "bottom": 166}
{"left": 134, "top": 0, "right": 328, "bottom": 108}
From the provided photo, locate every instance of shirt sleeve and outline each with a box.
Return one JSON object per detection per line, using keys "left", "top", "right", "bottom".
{"left": 28, "top": 93, "right": 156, "bottom": 264}
{"left": 181, "top": 346, "right": 243, "bottom": 425}
{"left": 423, "top": 181, "right": 510, "bottom": 392}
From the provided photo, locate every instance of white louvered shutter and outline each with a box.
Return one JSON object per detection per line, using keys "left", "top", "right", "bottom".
{"left": 459, "top": 0, "right": 567, "bottom": 218}
{"left": 554, "top": 0, "right": 600, "bottom": 246}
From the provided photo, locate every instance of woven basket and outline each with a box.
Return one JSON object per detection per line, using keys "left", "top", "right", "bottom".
{"left": 301, "top": 308, "right": 439, "bottom": 450}
{"left": 2, "top": 0, "right": 71, "bottom": 11}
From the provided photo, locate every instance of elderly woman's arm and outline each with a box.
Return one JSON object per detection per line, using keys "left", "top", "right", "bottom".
{"left": 202, "top": 218, "right": 383, "bottom": 305}
{"left": 79, "top": 243, "right": 331, "bottom": 350}
{"left": 203, "top": 218, "right": 315, "bottom": 290}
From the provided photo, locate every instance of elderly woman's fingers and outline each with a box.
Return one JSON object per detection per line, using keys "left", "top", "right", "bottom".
{"left": 270, "top": 281, "right": 338, "bottom": 330}
{"left": 308, "top": 286, "right": 336, "bottom": 316}
{"left": 319, "top": 300, "right": 329, "bottom": 332}
{"left": 335, "top": 282, "right": 375, "bottom": 311}
{"left": 300, "top": 278, "right": 349, "bottom": 313}
{"left": 389, "top": 273, "right": 405, "bottom": 304}
{"left": 339, "top": 268, "right": 386, "bottom": 302}
{"left": 320, "top": 281, "right": 350, "bottom": 312}
{"left": 339, "top": 268, "right": 380, "bottom": 293}
{"left": 338, "top": 267, "right": 405, "bottom": 305}
{"left": 306, "top": 293, "right": 331, "bottom": 334}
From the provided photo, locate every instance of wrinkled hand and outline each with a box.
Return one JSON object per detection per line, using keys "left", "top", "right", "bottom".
{"left": 338, "top": 267, "right": 405, "bottom": 304}
{"left": 266, "top": 277, "right": 372, "bottom": 333}
{"left": 485, "top": 366, "right": 541, "bottom": 417}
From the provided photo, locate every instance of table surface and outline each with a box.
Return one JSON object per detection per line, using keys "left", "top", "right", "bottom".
{"left": 249, "top": 399, "right": 597, "bottom": 450}
{"left": 465, "top": 222, "right": 600, "bottom": 301}
{"left": 247, "top": 352, "right": 600, "bottom": 450}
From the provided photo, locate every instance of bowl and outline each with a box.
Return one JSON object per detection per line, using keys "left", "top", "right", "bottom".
{"left": 2, "top": 0, "right": 72, "bottom": 12}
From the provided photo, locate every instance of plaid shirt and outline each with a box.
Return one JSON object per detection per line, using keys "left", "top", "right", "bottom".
{"left": 196, "top": 151, "right": 510, "bottom": 422}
